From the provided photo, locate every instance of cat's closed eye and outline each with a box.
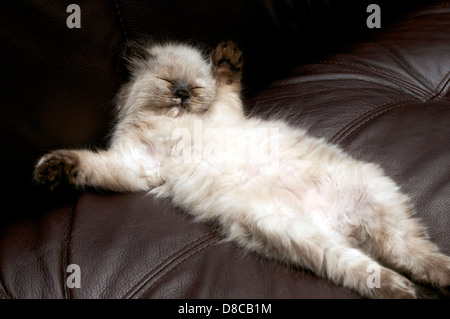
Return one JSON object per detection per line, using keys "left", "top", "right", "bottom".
{"left": 156, "top": 77, "right": 175, "bottom": 86}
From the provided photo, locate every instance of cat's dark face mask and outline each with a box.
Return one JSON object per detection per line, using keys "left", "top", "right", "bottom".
{"left": 124, "top": 43, "right": 217, "bottom": 116}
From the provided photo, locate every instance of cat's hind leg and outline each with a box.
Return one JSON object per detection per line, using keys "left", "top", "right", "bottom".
{"left": 358, "top": 191, "right": 450, "bottom": 294}
{"left": 229, "top": 209, "right": 417, "bottom": 298}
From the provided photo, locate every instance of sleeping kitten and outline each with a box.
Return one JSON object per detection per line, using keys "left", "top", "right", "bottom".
{"left": 34, "top": 41, "right": 450, "bottom": 298}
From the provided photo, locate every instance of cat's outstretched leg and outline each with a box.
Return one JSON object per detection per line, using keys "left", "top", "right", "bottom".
{"left": 230, "top": 211, "right": 417, "bottom": 298}
{"left": 209, "top": 41, "right": 245, "bottom": 120}
{"left": 34, "top": 148, "right": 162, "bottom": 192}
{"left": 360, "top": 198, "right": 450, "bottom": 294}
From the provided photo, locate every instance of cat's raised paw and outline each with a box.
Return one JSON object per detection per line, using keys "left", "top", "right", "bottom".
{"left": 34, "top": 150, "right": 80, "bottom": 190}
{"left": 211, "top": 41, "right": 243, "bottom": 73}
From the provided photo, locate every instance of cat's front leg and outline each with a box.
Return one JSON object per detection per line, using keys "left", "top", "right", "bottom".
{"left": 34, "top": 149, "right": 162, "bottom": 192}
{"left": 211, "top": 41, "right": 243, "bottom": 87}
{"left": 209, "top": 41, "right": 245, "bottom": 120}
{"left": 34, "top": 150, "right": 82, "bottom": 190}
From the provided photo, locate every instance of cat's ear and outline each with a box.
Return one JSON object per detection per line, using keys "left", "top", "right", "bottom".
{"left": 122, "top": 40, "right": 154, "bottom": 70}
{"left": 125, "top": 40, "right": 151, "bottom": 60}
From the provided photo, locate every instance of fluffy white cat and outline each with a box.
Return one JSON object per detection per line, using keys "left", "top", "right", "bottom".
{"left": 34, "top": 41, "right": 450, "bottom": 298}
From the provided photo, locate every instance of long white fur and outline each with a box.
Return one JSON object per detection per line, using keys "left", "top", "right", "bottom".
{"left": 35, "top": 42, "right": 450, "bottom": 298}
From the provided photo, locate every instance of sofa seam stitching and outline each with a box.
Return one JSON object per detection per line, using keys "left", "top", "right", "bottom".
{"left": 0, "top": 280, "right": 11, "bottom": 299}
{"left": 142, "top": 231, "right": 214, "bottom": 279}
{"left": 141, "top": 237, "right": 220, "bottom": 298}
{"left": 381, "top": 44, "right": 435, "bottom": 96}
{"left": 123, "top": 231, "right": 218, "bottom": 298}
{"left": 315, "top": 60, "right": 431, "bottom": 99}
{"left": 329, "top": 97, "right": 416, "bottom": 144}
{"left": 334, "top": 102, "right": 413, "bottom": 145}
{"left": 426, "top": 70, "right": 450, "bottom": 101}
{"left": 113, "top": 0, "right": 128, "bottom": 40}
{"left": 125, "top": 233, "right": 217, "bottom": 298}
{"left": 0, "top": 254, "right": 12, "bottom": 298}
{"left": 61, "top": 196, "right": 77, "bottom": 299}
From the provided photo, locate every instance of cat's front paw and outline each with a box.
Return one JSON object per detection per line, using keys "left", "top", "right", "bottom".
{"left": 34, "top": 150, "right": 81, "bottom": 190}
{"left": 211, "top": 41, "right": 243, "bottom": 76}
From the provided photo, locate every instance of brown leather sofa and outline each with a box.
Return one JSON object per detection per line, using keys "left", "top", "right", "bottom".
{"left": 0, "top": 0, "right": 449, "bottom": 299}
